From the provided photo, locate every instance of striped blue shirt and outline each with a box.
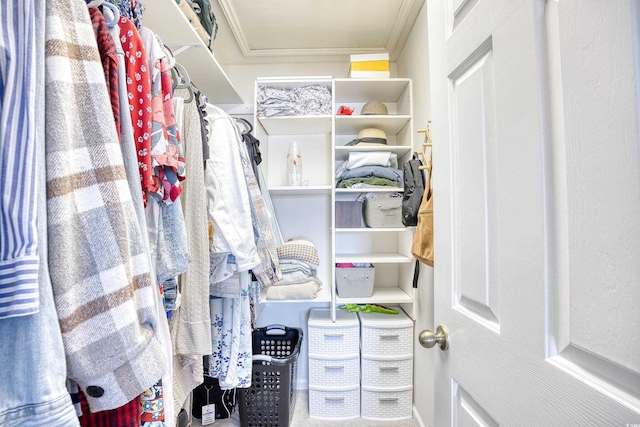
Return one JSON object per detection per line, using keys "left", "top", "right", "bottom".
{"left": 0, "top": 0, "right": 40, "bottom": 319}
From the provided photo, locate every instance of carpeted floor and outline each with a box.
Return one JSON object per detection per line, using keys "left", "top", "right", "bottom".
{"left": 189, "top": 390, "right": 418, "bottom": 427}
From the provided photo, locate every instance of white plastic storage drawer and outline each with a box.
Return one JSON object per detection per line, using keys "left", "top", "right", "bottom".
{"left": 309, "top": 355, "right": 360, "bottom": 388}
{"left": 361, "top": 356, "right": 413, "bottom": 389}
{"left": 361, "top": 386, "right": 413, "bottom": 421}
{"left": 308, "top": 308, "right": 360, "bottom": 357}
{"left": 309, "top": 386, "right": 360, "bottom": 420}
{"left": 359, "top": 309, "right": 413, "bottom": 357}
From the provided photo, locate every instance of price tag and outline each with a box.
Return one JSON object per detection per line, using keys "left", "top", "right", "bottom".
{"left": 202, "top": 403, "right": 216, "bottom": 425}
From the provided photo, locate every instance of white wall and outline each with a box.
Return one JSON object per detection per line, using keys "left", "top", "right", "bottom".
{"left": 395, "top": 3, "right": 434, "bottom": 427}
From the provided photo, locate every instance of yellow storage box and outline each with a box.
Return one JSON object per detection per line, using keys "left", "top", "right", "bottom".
{"left": 348, "top": 53, "right": 390, "bottom": 78}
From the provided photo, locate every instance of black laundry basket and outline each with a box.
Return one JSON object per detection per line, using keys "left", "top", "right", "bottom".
{"left": 239, "top": 325, "right": 303, "bottom": 427}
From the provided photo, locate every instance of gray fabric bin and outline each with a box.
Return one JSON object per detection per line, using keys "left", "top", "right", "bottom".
{"left": 336, "top": 266, "right": 375, "bottom": 298}
{"left": 363, "top": 197, "right": 404, "bottom": 228}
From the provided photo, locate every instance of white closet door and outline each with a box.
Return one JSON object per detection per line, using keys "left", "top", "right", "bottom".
{"left": 426, "top": 0, "right": 640, "bottom": 425}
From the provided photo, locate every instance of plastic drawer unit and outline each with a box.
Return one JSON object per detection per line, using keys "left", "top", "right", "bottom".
{"left": 358, "top": 308, "right": 414, "bottom": 421}
{"left": 307, "top": 308, "right": 360, "bottom": 420}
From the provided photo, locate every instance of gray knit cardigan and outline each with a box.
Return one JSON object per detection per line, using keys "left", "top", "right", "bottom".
{"left": 45, "top": 0, "right": 166, "bottom": 412}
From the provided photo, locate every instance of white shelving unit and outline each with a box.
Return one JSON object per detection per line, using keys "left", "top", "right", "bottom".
{"left": 142, "top": 0, "right": 244, "bottom": 105}
{"left": 254, "top": 78, "right": 415, "bottom": 319}
{"left": 254, "top": 78, "right": 335, "bottom": 304}
{"left": 333, "top": 78, "right": 414, "bottom": 320}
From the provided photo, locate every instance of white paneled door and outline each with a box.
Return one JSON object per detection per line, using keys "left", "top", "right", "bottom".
{"left": 426, "top": 0, "right": 640, "bottom": 425}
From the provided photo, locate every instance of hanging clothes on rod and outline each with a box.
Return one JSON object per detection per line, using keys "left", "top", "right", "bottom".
{"left": 4, "top": 1, "right": 288, "bottom": 425}
{"left": 45, "top": 0, "right": 168, "bottom": 418}
{"left": 233, "top": 117, "right": 285, "bottom": 247}
{"left": 169, "top": 86, "right": 213, "bottom": 416}
{"left": 203, "top": 103, "right": 282, "bottom": 389}
{"left": 0, "top": 0, "right": 79, "bottom": 425}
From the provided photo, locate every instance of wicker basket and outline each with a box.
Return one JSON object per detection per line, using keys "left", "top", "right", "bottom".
{"left": 335, "top": 266, "right": 375, "bottom": 298}
{"left": 363, "top": 197, "right": 403, "bottom": 228}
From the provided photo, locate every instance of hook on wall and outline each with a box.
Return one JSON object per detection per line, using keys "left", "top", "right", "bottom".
{"left": 416, "top": 120, "right": 433, "bottom": 170}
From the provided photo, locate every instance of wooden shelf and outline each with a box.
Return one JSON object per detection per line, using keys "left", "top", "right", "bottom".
{"left": 335, "top": 115, "right": 412, "bottom": 135}
{"left": 142, "top": 0, "right": 244, "bottom": 104}
{"left": 259, "top": 116, "right": 332, "bottom": 135}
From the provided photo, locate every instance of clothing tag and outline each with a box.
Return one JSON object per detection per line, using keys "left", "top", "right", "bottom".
{"left": 202, "top": 403, "right": 216, "bottom": 425}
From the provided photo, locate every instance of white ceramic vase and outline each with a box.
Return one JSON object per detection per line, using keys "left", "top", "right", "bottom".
{"left": 287, "top": 141, "right": 302, "bottom": 186}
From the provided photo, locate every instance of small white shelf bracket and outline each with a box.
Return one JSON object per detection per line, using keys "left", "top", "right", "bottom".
{"left": 165, "top": 43, "right": 202, "bottom": 56}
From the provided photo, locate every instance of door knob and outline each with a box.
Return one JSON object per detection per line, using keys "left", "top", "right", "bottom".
{"left": 419, "top": 325, "right": 449, "bottom": 351}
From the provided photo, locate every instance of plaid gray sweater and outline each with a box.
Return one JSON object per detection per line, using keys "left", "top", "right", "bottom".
{"left": 45, "top": 0, "right": 166, "bottom": 412}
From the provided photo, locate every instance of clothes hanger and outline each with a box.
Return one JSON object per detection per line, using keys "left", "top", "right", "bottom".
{"left": 171, "top": 63, "right": 194, "bottom": 103}
{"left": 101, "top": 2, "right": 120, "bottom": 28}
{"left": 183, "top": 85, "right": 195, "bottom": 104}
{"left": 172, "top": 65, "right": 195, "bottom": 103}
{"left": 234, "top": 118, "right": 253, "bottom": 135}
{"left": 86, "top": 0, "right": 120, "bottom": 28}
{"left": 163, "top": 45, "right": 176, "bottom": 69}
{"left": 173, "top": 63, "right": 191, "bottom": 89}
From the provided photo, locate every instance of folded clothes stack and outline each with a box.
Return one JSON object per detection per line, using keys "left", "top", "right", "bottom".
{"left": 256, "top": 85, "right": 332, "bottom": 117}
{"left": 266, "top": 238, "right": 323, "bottom": 300}
{"left": 335, "top": 148, "right": 403, "bottom": 189}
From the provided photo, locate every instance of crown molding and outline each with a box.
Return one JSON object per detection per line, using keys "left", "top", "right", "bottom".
{"left": 216, "top": 0, "right": 423, "bottom": 59}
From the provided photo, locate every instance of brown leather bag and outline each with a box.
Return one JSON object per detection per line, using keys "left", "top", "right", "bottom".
{"left": 411, "top": 157, "right": 434, "bottom": 266}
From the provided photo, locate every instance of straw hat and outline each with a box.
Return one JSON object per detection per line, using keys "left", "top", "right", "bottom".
{"left": 361, "top": 101, "right": 388, "bottom": 115}
{"left": 354, "top": 128, "right": 387, "bottom": 146}
{"left": 357, "top": 128, "right": 386, "bottom": 140}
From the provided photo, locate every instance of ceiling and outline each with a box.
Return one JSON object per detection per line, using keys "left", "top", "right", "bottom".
{"left": 209, "top": 0, "right": 425, "bottom": 65}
